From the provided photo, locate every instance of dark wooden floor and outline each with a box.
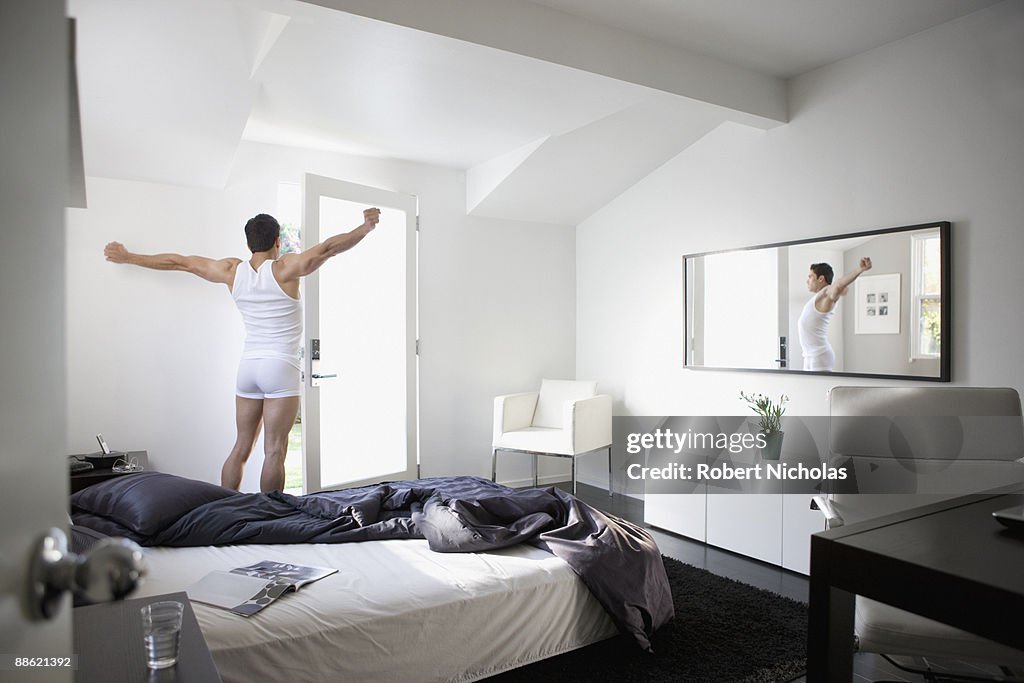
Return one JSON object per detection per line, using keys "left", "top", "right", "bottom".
{"left": 559, "top": 481, "right": 938, "bottom": 683}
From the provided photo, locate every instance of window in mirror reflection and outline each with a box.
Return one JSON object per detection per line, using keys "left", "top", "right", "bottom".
{"left": 912, "top": 230, "right": 941, "bottom": 359}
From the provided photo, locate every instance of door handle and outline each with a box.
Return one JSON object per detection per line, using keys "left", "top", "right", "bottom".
{"left": 310, "top": 339, "right": 336, "bottom": 386}
{"left": 30, "top": 527, "right": 147, "bottom": 620}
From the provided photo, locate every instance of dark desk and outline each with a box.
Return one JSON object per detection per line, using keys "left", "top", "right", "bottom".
{"left": 75, "top": 591, "right": 220, "bottom": 682}
{"left": 808, "top": 492, "right": 1024, "bottom": 682}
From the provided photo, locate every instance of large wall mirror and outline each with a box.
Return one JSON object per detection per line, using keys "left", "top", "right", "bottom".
{"left": 684, "top": 221, "right": 950, "bottom": 381}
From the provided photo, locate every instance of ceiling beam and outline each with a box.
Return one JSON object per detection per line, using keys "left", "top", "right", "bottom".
{"left": 467, "top": 95, "right": 728, "bottom": 225}
{"left": 302, "top": 0, "right": 787, "bottom": 128}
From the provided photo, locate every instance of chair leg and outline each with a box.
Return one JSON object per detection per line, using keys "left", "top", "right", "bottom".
{"left": 532, "top": 454, "right": 538, "bottom": 488}
{"left": 571, "top": 457, "right": 577, "bottom": 496}
{"left": 491, "top": 449, "right": 497, "bottom": 482}
{"left": 608, "top": 446, "right": 613, "bottom": 497}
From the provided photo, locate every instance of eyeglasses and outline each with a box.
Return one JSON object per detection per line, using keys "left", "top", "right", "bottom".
{"left": 112, "top": 456, "right": 144, "bottom": 473}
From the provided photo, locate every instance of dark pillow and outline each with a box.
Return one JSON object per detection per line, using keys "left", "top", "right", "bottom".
{"left": 70, "top": 472, "right": 238, "bottom": 537}
{"left": 71, "top": 510, "right": 143, "bottom": 543}
{"left": 69, "top": 523, "right": 110, "bottom": 554}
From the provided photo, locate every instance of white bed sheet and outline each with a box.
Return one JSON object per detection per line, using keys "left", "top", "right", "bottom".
{"left": 134, "top": 539, "right": 617, "bottom": 682}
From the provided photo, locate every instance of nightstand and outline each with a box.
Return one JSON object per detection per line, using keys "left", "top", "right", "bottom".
{"left": 69, "top": 450, "right": 149, "bottom": 494}
{"left": 74, "top": 591, "right": 221, "bottom": 682}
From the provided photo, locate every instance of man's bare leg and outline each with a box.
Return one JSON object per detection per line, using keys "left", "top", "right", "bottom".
{"left": 260, "top": 395, "right": 300, "bottom": 493}
{"left": 221, "top": 396, "right": 264, "bottom": 490}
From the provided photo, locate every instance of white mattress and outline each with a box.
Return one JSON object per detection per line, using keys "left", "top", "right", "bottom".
{"left": 134, "top": 539, "right": 617, "bottom": 682}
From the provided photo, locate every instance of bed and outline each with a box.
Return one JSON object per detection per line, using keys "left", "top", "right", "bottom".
{"left": 71, "top": 472, "right": 672, "bottom": 682}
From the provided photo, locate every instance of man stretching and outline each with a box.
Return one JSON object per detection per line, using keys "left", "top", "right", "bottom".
{"left": 798, "top": 257, "right": 872, "bottom": 371}
{"left": 104, "top": 208, "right": 380, "bottom": 491}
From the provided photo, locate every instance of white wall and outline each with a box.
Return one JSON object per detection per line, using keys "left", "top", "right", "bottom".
{"left": 576, "top": 1, "right": 1024, "bottom": 494}
{"left": 67, "top": 142, "right": 575, "bottom": 491}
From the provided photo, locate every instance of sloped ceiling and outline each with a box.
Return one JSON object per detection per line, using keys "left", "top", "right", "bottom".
{"left": 68, "top": 0, "right": 270, "bottom": 189}
{"left": 67, "top": 0, "right": 1000, "bottom": 225}
{"left": 528, "top": 0, "right": 1002, "bottom": 79}
{"left": 467, "top": 94, "right": 727, "bottom": 225}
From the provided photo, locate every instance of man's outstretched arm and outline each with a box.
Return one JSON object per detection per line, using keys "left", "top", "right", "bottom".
{"left": 276, "top": 207, "right": 381, "bottom": 281}
{"left": 824, "top": 257, "right": 873, "bottom": 303}
{"left": 104, "top": 242, "right": 239, "bottom": 286}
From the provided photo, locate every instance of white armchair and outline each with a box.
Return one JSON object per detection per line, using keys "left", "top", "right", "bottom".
{"left": 492, "top": 379, "right": 613, "bottom": 496}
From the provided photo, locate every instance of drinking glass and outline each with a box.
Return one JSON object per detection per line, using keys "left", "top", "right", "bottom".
{"left": 140, "top": 601, "right": 183, "bottom": 670}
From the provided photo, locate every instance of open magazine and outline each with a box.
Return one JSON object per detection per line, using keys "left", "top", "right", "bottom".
{"left": 187, "top": 560, "right": 338, "bottom": 617}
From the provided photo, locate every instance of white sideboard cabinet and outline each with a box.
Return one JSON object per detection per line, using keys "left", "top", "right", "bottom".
{"left": 643, "top": 424, "right": 829, "bottom": 575}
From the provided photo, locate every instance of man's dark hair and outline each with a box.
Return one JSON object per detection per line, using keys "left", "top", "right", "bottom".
{"left": 810, "top": 262, "right": 834, "bottom": 285}
{"left": 245, "top": 214, "right": 281, "bottom": 253}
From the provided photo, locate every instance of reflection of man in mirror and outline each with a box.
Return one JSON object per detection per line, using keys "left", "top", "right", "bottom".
{"left": 798, "top": 257, "right": 872, "bottom": 371}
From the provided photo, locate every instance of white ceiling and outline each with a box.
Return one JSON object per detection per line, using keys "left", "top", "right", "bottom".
{"left": 245, "top": 3, "right": 652, "bottom": 169}
{"left": 67, "top": 0, "right": 1001, "bottom": 224}
{"left": 526, "top": 0, "right": 1001, "bottom": 79}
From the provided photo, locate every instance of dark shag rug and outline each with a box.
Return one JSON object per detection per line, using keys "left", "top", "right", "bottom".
{"left": 488, "top": 555, "right": 807, "bottom": 683}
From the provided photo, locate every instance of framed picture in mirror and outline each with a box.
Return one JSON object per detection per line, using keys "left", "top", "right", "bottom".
{"left": 855, "top": 273, "right": 901, "bottom": 335}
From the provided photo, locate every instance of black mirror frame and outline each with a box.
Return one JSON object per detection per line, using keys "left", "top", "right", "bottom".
{"left": 683, "top": 221, "right": 951, "bottom": 382}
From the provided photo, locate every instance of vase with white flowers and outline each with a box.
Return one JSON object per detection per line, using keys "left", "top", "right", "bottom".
{"left": 739, "top": 391, "right": 789, "bottom": 460}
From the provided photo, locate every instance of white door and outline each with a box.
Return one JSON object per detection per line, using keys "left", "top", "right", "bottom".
{"left": 703, "top": 249, "right": 778, "bottom": 369}
{"left": 301, "top": 174, "right": 418, "bottom": 492}
{"left": 0, "top": 3, "right": 73, "bottom": 676}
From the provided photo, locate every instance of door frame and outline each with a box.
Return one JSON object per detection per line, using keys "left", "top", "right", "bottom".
{"left": 300, "top": 174, "right": 418, "bottom": 493}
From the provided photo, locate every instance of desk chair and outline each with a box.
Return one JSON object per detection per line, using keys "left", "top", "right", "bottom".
{"left": 492, "top": 379, "right": 612, "bottom": 496}
{"left": 811, "top": 386, "right": 1024, "bottom": 681}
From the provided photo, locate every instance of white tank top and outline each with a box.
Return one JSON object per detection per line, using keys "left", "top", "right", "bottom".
{"left": 231, "top": 260, "right": 302, "bottom": 369}
{"left": 798, "top": 293, "right": 834, "bottom": 357}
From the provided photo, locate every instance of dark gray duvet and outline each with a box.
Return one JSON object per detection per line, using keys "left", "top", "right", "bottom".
{"left": 71, "top": 472, "right": 673, "bottom": 651}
